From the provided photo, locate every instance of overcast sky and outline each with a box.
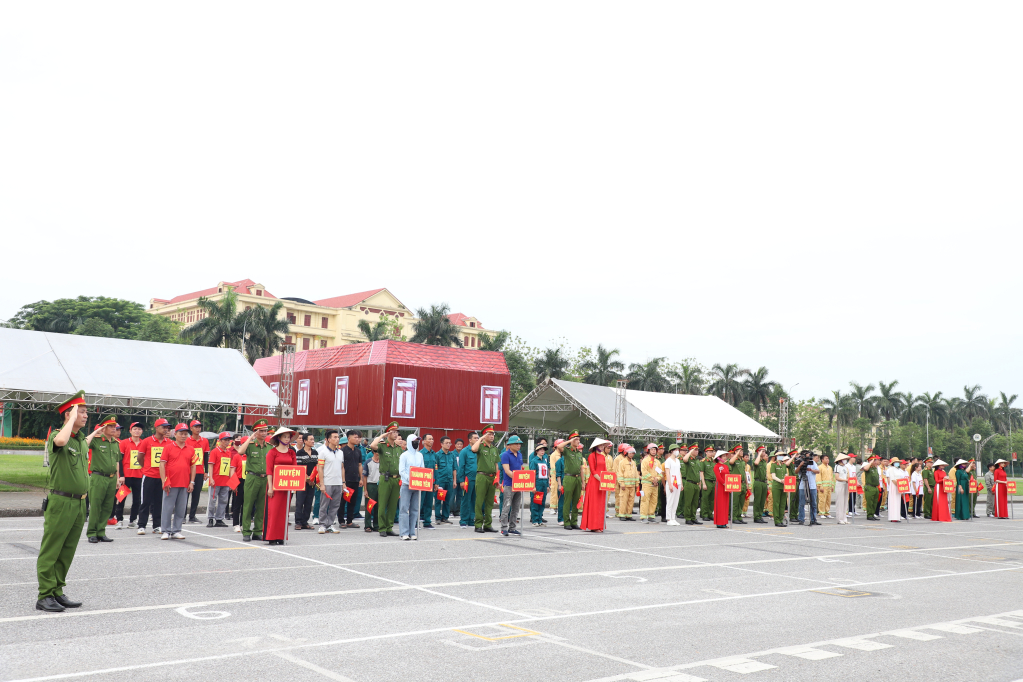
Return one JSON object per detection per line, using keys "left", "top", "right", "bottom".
{"left": 2, "top": 2, "right": 1021, "bottom": 403}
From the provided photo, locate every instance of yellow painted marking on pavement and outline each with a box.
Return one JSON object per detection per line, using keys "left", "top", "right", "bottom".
{"left": 812, "top": 588, "right": 872, "bottom": 598}
{"left": 452, "top": 624, "right": 539, "bottom": 641}
{"left": 890, "top": 545, "right": 920, "bottom": 549}
{"left": 960, "top": 554, "right": 1007, "bottom": 561}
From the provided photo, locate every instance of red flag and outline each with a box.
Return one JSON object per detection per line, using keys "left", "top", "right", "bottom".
{"left": 577, "top": 492, "right": 585, "bottom": 510}
{"left": 461, "top": 477, "right": 469, "bottom": 492}
{"left": 436, "top": 488, "right": 448, "bottom": 502}
{"left": 342, "top": 487, "right": 354, "bottom": 502}
{"left": 532, "top": 491, "right": 544, "bottom": 505}
{"left": 366, "top": 497, "right": 377, "bottom": 514}
{"left": 106, "top": 517, "right": 118, "bottom": 525}
{"left": 227, "top": 474, "right": 240, "bottom": 492}
{"left": 115, "top": 484, "right": 130, "bottom": 503}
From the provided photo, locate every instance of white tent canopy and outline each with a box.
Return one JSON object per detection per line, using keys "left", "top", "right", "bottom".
{"left": 510, "top": 378, "right": 779, "bottom": 443}
{"left": 0, "top": 328, "right": 279, "bottom": 415}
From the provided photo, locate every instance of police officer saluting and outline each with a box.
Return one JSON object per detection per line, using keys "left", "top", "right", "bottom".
{"left": 37, "top": 390, "right": 103, "bottom": 612}
{"left": 86, "top": 417, "right": 122, "bottom": 543}
{"left": 370, "top": 421, "right": 403, "bottom": 538}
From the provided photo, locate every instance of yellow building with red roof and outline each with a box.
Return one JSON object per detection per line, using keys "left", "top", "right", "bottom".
{"left": 149, "top": 279, "right": 488, "bottom": 352}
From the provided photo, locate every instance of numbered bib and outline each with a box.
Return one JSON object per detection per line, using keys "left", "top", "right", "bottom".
{"left": 150, "top": 447, "right": 163, "bottom": 468}
{"left": 219, "top": 458, "right": 231, "bottom": 477}
{"left": 192, "top": 447, "right": 203, "bottom": 466}
{"left": 538, "top": 463, "right": 549, "bottom": 479}
{"left": 240, "top": 460, "right": 247, "bottom": 478}
{"left": 129, "top": 449, "right": 142, "bottom": 470}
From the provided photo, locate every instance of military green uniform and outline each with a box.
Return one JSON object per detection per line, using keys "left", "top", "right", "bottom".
{"left": 38, "top": 429, "right": 88, "bottom": 600}
{"left": 242, "top": 440, "right": 272, "bottom": 538}
{"left": 730, "top": 455, "right": 746, "bottom": 522}
{"left": 864, "top": 464, "right": 880, "bottom": 518}
{"left": 561, "top": 448, "right": 584, "bottom": 528}
{"left": 922, "top": 467, "right": 935, "bottom": 518}
{"left": 770, "top": 465, "right": 786, "bottom": 526}
{"left": 86, "top": 436, "right": 119, "bottom": 539}
{"left": 753, "top": 458, "right": 767, "bottom": 518}
{"left": 473, "top": 443, "right": 501, "bottom": 530}
{"left": 787, "top": 460, "right": 800, "bottom": 517}
{"left": 701, "top": 456, "right": 716, "bottom": 520}
{"left": 377, "top": 442, "right": 403, "bottom": 534}
{"left": 682, "top": 453, "right": 702, "bottom": 523}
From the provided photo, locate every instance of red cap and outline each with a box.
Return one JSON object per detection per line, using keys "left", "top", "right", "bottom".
{"left": 129, "top": 422, "right": 142, "bottom": 430}
{"left": 174, "top": 423, "right": 189, "bottom": 432}
{"left": 218, "top": 431, "right": 232, "bottom": 440}
{"left": 154, "top": 418, "right": 170, "bottom": 428}
{"left": 189, "top": 420, "right": 202, "bottom": 428}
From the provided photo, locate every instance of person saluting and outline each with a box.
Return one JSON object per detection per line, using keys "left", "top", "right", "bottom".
{"left": 37, "top": 390, "right": 104, "bottom": 612}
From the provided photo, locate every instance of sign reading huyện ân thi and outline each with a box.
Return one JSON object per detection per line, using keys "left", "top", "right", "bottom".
{"left": 724, "top": 474, "right": 741, "bottom": 493}
{"left": 409, "top": 467, "right": 434, "bottom": 492}
{"left": 273, "top": 465, "right": 307, "bottom": 491}
{"left": 512, "top": 470, "right": 535, "bottom": 492}
{"left": 599, "top": 471, "right": 617, "bottom": 491}
{"left": 896, "top": 478, "right": 910, "bottom": 494}
{"left": 783, "top": 476, "right": 797, "bottom": 493}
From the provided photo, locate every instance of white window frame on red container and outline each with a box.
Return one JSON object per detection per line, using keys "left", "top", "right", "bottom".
{"left": 296, "top": 379, "right": 310, "bottom": 416}
{"left": 334, "top": 376, "right": 350, "bottom": 415}
{"left": 480, "top": 385, "right": 503, "bottom": 424}
{"left": 391, "top": 377, "right": 417, "bottom": 419}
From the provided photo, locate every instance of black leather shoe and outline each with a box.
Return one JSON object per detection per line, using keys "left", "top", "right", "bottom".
{"left": 735, "top": 519, "right": 747, "bottom": 524}
{"left": 810, "top": 521, "right": 822, "bottom": 526}
{"left": 214, "top": 520, "right": 228, "bottom": 527}
{"left": 754, "top": 518, "right": 766, "bottom": 523}
{"left": 386, "top": 531, "right": 399, "bottom": 537}
{"left": 98, "top": 535, "right": 113, "bottom": 542}
{"left": 251, "top": 534, "right": 263, "bottom": 541}
{"left": 475, "top": 528, "right": 484, "bottom": 533}
{"left": 242, "top": 536, "right": 252, "bottom": 542}
{"left": 380, "top": 531, "right": 388, "bottom": 537}
{"left": 685, "top": 520, "right": 694, "bottom": 525}
{"left": 54, "top": 594, "right": 82, "bottom": 608}
{"left": 796, "top": 520, "right": 805, "bottom": 525}
{"left": 484, "top": 527, "right": 498, "bottom": 533}
{"left": 88, "top": 537, "right": 98, "bottom": 543}
{"left": 36, "top": 597, "right": 65, "bottom": 612}
{"left": 692, "top": 519, "right": 703, "bottom": 525}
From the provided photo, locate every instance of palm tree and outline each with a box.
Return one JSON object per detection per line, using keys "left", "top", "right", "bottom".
{"left": 477, "top": 331, "right": 509, "bottom": 352}
{"left": 708, "top": 363, "right": 749, "bottom": 406}
{"left": 961, "top": 384, "right": 989, "bottom": 422}
{"left": 240, "top": 301, "right": 291, "bottom": 364}
{"left": 742, "top": 367, "right": 777, "bottom": 412}
{"left": 668, "top": 364, "right": 704, "bottom": 395}
{"left": 942, "top": 396, "right": 964, "bottom": 429}
{"left": 848, "top": 382, "right": 878, "bottom": 420}
{"left": 533, "top": 347, "right": 570, "bottom": 381}
{"left": 995, "top": 392, "right": 1021, "bottom": 435}
{"left": 875, "top": 380, "right": 903, "bottom": 422}
{"left": 821, "top": 390, "right": 856, "bottom": 452}
{"left": 180, "top": 291, "right": 243, "bottom": 350}
{"left": 410, "top": 304, "right": 464, "bottom": 347}
{"left": 579, "top": 345, "right": 624, "bottom": 386}
{"left": 627, "top": 358, "right": 669, "bottom": 392}
{"left": 354, "top": 318, "right": 392, "bottom": 343}
{"left": 915, "top": 391, "right": 946, "bottom": 428}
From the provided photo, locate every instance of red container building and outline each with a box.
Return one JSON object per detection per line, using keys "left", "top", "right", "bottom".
{"left": 252, "top": 340, "right": 510, "bottom": 442}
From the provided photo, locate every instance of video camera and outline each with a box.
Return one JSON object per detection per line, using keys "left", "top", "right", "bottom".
{"left": 792, "top": 451, "right": 813, "bottom": 479}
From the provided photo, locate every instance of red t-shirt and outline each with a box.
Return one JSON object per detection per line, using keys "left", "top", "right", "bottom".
{"left": 161, "top": 441, "right": 194, "bottom": 488}
{"left": 209, "top": 447, "right": 234, "bottom": 486}
{"left": 185, "top": 436, "right": 209, "bottom": 475}
{"left": 119, "top": 438, "right": 144, "bottom": 479}
{"left": 230, "top": 453, "right": 247, "bottom": 480}
{"left": 139, "top": 435, "right": 172, "bottom": 478}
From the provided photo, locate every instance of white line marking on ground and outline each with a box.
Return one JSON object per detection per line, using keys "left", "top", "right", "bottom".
{"left": 273, "top": 652, "right": 356, "bottom": 682}
{"left": 537, "top": 636, "right": 654, "bottom": 669}
{"left": 885, "top": 629, "right": 942, "bottom": 641}
{"left": 775, "top": 645, "right": 842, "bottom": 660}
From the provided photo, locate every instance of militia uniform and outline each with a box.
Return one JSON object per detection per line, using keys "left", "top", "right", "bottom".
{"left": 433, "top": 445, "right": 456, "bottom": 523}
{"left": 729, "top": 446, "right": 747, "bottom": 523}
{"left": 770, "top": 453, "right": 788, "bottom": 526}
{"left": 700, "top": 447, "right": 716, "bottom": 520}
{"left": 864, "top": 456, "right": 881, "bottom": 519}
{"left": 682, "top": 445, "right": 704, "bottom": 525}
{"left": 752, "top": 447, "right": 768, "bottom": 523}
{"left": 528, "top": 445, "right": 550, "bottom": 525}
{"left": 560, "top": 433, "right": 585, "bottom": 528}
{"left": 37, "top": 391, "right": 91, "bottom": 612}
{"left": 473, "top": 425, "right": 501, "bottom": 532}
{"left": 86, "top": 418, "right": 120, "bottom": 542}
{"left": 375, "top": 422, "right": 404, "bottom": 537}
{"left": 240, "top": 419, "right": 273, "bottom": 541}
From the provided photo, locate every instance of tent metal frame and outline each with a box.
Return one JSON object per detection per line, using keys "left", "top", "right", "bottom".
{"left": 0, "top": 387, "right": 271, "bottom": 418}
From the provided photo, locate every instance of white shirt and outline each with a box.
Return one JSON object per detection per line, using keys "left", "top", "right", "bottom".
{"left": 910, "top": 470, "right": 923, "bottom": 495}
{"left": 317, "top": 444, "right": 345, "bottom": 486}
{"left": 664, "top": 458, "right": 682, "bottom": 491}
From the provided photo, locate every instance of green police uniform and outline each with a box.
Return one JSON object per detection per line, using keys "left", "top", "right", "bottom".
{"left": 770, "top": 463, "right": 786, "bottom": 526}
{"left": 701, "top": 456, "right": 716, "bottom": 520}
{"left": 922, "top": 467, "right": 935, "bottom": 518}
{"left": 730, "top": 455, "right": 746, "bottom": 522}
{"left": 682, "top": 452, "right": 702, "bottom": 523}
{"left": 561, "top": 447, "right": 584, "bottom": 528}
{"left": 787, "top": 460, "right": 800, "bottom": 518}
{"left": 242, "top": 440, "right": 272, "bottom": 538}
{"left": 377, "top": 442, "right": 404, "bottom": 534}
{"left": 753, "top": 458, "right": 767, "bottom": 519}
{"left": 473, "top": 443, "right": 501, "bottom": 530}
{"left": 38, "top": 426, "right": 88, "bottom": 600}
{"left": 864, "top": 463, "right": 880, "bottom": 518}
{"left": 86, "top": 436, "right": 120, "bottom": 539}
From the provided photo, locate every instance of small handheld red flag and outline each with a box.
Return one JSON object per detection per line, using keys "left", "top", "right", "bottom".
{"left": 366, "top": 498, "right": 377, "bottom": 514}
{"left": 532, "top": 491, "right": 544, "bottom": 505}
{"left": 227, "top": 474, "right": 240, "bottom": 492}
{"left": 115, "top": 484, "right": 130, "bottom": 503}
{"left": 436, "top": 488, "right": 448, "bottom": 502}
{"left": 461, "top": 477, "right": 469, "bottom": 492}
{"left": 342, "top": 487, "right": 354, "bottom": 502}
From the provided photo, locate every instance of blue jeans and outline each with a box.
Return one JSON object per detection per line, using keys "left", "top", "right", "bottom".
{"left": 459, "top": 479, "right": 476, "bottom": 525}
{"left": 798, "top": 486, "right": 818, "bottom": 523}
{"left": 399, "top": 484, "right": 421, "bottom": 537}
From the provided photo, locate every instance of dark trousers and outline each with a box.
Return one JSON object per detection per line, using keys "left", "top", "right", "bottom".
{"left": 365, "top": 482, "right": 379, "bottom": 530}
{"left": 113, "top": 477, "right": 142, "bottom": 522}
{"left": 137, "top": 475, "right": 164, "bottom": 530}
{"left": 459, "top": 479, "right": 476, "bottom": 525}
{"left": 295, "top": 486, "right": 315, "bottom": 527}
{"left": 913, "top": 494, "right": 923, "bottom": 517}
{"left": 186, "top": 473, "right": 204, "bottom": 518}
{"left": 232, "top": 483, "right": 245, "bottom": 525}
{"left": 435, "top": 479, "right": 453, "bottom": 520}
{"left": 344, "top": 485, "right": 363, "bottom": 524}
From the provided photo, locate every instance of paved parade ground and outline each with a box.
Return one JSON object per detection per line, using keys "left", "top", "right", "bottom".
{"left": 1, "top": 512, "right": 1021, "bottom": 682}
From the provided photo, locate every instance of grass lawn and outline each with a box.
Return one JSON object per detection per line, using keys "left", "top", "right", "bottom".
{"left": 0, "top": 454, "right": 50, "bottom": 489}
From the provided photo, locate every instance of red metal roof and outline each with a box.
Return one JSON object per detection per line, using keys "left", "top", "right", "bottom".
{"left": 154, "top": 279, "right": 276, "bottom": 305}
{"left": 254, "top": 339, "right": 509, "bottom": 376}
{"left": 313, "top": 288, "right": 386, "bottom": 309}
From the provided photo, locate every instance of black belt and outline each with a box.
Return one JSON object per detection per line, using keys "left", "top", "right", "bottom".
{"left": 564, "top": 473, "right": 579, "bottom": 477}
{"left": 92, "top": 472, "right": 116, "bottom": 478}
{"left": 382, "top": 473, "right": 400, "bottom": 480}
{"left": 248, "top": 472, "right": 267, "bottom": 478}
{"left": 50, "top": 490, "right": 87, "bottom": 500}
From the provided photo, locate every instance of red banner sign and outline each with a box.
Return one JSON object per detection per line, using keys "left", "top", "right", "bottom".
{"left": 943, "top": 478, "right": 956, "bottom": 494}
{"left": 599, "top": 471, "right": 617, "bottom": 491}
{"left": 409, "top": 467, "right": 434, "bottom": 491}
{"left": 968, "top": 480, "right": 978, "bottom": 494}
{"left": 273, "top": 465, "right": 306, "bottom": 491}
{"left": 848, "top": 479, "right": 860, "bottom": 494}
{"left": 512, "top": 470, "right": 535, "bottom": 492}
{"left": 896, "top": 478, "right": 910, "bottom": 494}
{"left": 783, "top": 476, "right": 797, "bottom": 493}
{"left": 724, "top": 474, "right": 741, "bottom": 493}
{"left": 1007, "top": 481, "right": 1018, "bottom": 494}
